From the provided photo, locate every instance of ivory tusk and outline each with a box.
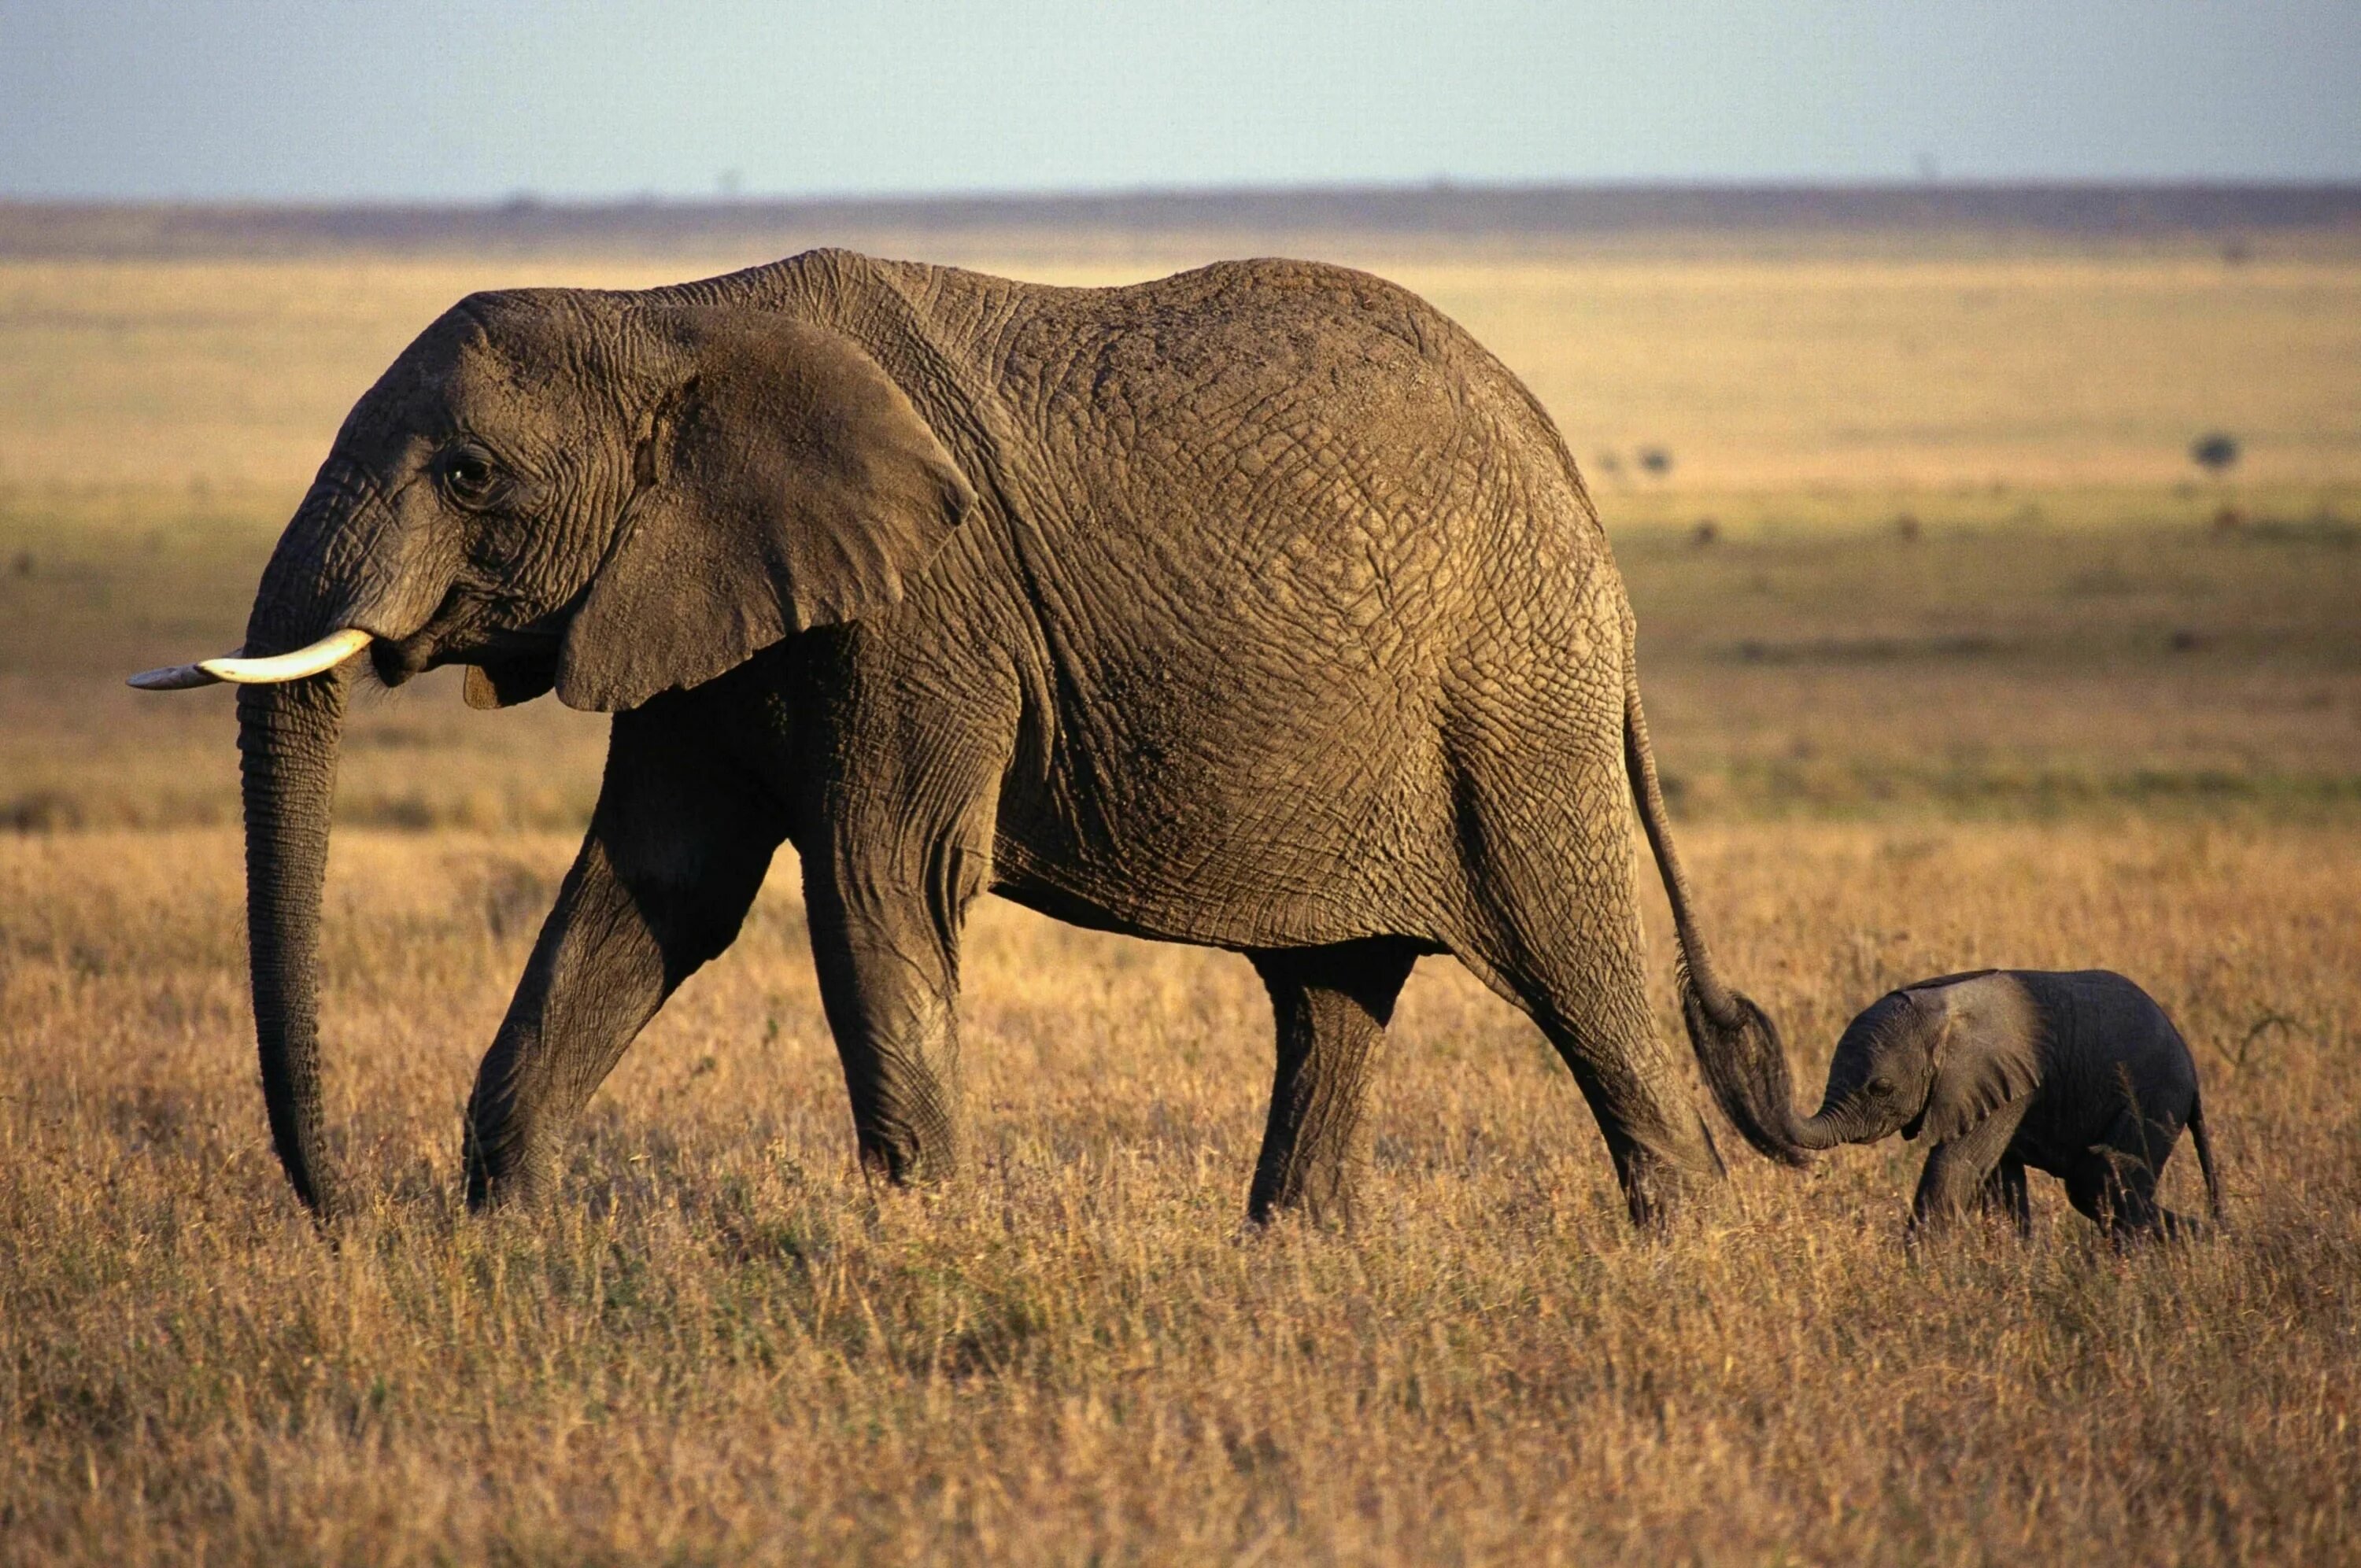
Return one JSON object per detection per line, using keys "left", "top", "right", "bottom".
{"left": 201, "top": 629, "right": 372, "bottom": 684}
{"left": 127, "top": 659, "right": 232, "bottom": 690}
{"left": 127, "top": 628, "right": 373, "bottom": 691}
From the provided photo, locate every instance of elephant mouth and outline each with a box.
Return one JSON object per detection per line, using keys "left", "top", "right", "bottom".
{"left": 463, "top": 652, "right": 560, "bottom": 709}
{"left": 368, "top": 592, "right": 564, "bottom": 692}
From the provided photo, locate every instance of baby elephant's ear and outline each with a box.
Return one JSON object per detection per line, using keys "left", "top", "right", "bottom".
{"left": 556, "top": 310, "right": 975, "bottom": 712}
{"left": 1918, "top": 977, "right": 2041, "bottom": 1144}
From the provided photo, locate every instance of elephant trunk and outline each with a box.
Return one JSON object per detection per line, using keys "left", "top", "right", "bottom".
{"left": 1792, "top": 1109, "right": 1846, "bottom": 1150}
{"left": 235, "top": 556, "right": 362, "bottom": 1219}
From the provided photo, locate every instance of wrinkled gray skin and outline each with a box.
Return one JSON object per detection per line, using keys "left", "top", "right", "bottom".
{"left": 1798, "top": 969, "right": 2222, "bottom": 1239}
{"left": 221, "top": 249, "right": 1809, "bottom": 1230}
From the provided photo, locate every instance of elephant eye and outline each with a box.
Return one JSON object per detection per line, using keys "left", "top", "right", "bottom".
{"left": 1868, "top": 1076, "right": 1896, "bottom": 1098}
{"left": 441, "top": 447, "right": 499, "bottom": 504}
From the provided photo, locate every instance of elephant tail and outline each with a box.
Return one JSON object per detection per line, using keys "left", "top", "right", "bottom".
{"left": 2188, "top": 1087, "right": 2225, "bottom": 1223}
{"left": 1624, "top": 666, "right": 1812, "bottom": 1167}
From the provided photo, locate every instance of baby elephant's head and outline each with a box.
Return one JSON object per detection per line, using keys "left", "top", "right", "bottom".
{"left": 1798, "top": 970, "right": 2040, "bottom": 1151}
{"left": 1797, "top": 988, "right": 1945, "bottom": 1149}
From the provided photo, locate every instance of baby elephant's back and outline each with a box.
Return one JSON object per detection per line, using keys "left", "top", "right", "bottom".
{"left": 2020, "top": 969, "right": 2199, "bottom": 1121}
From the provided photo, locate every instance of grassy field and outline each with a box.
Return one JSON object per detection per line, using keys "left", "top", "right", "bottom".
{"left": 2, "top": 229, "right": 2359, "bottom": 1563}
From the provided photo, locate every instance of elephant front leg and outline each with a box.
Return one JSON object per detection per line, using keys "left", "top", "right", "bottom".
{"left": 1977, "top": 1157, "right": 2032, "bottom": 1237}
{"left": 803, "top": 827, "right": 992, "bottom": 1186}
{"left": 1246, "top": 939, "right": 1422, "bottom": 1226}
{"left": 465, "top": 715, "right": 782, "bottom": 1209}
{"left": 1908, "top": 1103, "right": 2028, "bottom": 1239}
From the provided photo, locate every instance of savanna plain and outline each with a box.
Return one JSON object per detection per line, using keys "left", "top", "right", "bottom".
{"left": 2, "top": 220, "right": 2359, "bottom": 1563}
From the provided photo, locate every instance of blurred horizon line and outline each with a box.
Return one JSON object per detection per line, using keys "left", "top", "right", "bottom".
{"left": 6, "top": 179, "right": 2357, "bottom": 260}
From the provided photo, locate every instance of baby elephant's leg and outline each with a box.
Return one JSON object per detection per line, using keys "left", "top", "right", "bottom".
{"left": 1976, "top": 1157, "right": 2032, "bottom": 1238}
{"left": 1911, "top": 1105, "right": 2028, "bottom": 1238}
{"left": 2067, "top": 1106, "right": 2203, "bottom": 1241}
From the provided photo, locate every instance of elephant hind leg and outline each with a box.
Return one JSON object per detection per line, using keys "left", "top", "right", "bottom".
{"left": 2068, "top": 1110, "right": 2204, "bottom": 1242}
{"left": 1414, "top": 725, "right": 1727, "bottom": 1230}
{"left": 1524, "top": 973, "right": 1724, "bottom": 1232}
{"left": 1447, "top": 824, "right": 1723, "bottom": 1230}
{"left": 1246, "top": 938, "right": 1422, "bottom": 1227}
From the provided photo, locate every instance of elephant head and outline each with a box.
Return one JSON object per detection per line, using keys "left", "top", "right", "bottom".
{"left": 131, "top": 289, "right": 976, "bottom": 1217}
{"left": 1794, "top": 970, "right": 2040, "bottom": 1150}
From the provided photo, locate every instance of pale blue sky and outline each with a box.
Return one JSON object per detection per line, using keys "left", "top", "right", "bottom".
{"left": 2, "top": 1, "right": 2354, "bottom": 200}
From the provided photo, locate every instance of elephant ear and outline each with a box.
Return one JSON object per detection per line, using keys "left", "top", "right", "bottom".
{"left": 1916, "top": 974, "right": 2042, "bottom": 1145}
{"left": 555, "top": 311, "right": 975, "bottom": 712}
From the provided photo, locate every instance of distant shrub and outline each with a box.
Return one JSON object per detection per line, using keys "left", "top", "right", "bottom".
{"left": 1, "top": 790, "right": 81, "bottom": 832}
{"left": 2190, "top": 432, "right": 2241, "bottom": 475}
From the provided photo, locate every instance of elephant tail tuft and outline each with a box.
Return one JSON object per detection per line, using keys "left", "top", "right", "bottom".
{"left": 1676, "top": 965, "right": 1810, "bottom": 1167}
{"left": 1626, "top": 651, "right": 1812, "bottom": 1166}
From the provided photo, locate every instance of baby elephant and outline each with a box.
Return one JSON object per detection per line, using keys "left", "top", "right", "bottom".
{"left": 1798, "top": 969, "right": 2221, "bottom": 1239}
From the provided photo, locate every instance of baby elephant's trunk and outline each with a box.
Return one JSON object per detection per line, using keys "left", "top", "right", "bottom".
{"left": 1790, "top": 1109, "right": 1846, "bottom": 1151}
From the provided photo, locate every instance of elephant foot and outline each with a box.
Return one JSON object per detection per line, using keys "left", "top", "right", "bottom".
{"left": 1617, "top": 1143, "right": 1721, "bottom": 1237}
{"left": 1244, "top": 1151, "right": 1363, "bottom": 1230}
{"left": 463, "top": 1129, "right": 563, "bottom": 1214}
{"left": 464, "top": 1160, "right": 555, "bottom": 1215}
{"left": 2104, "top": 1208, "right": 2208, "bottom": 1247}
{"left": 855, "top": 1112, "right": 960, "bottom": 1189}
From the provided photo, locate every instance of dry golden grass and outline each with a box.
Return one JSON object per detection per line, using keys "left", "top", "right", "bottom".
{"left": 3, "top": 233, "right": 2359, "bottom": 1562}
{"left": 3, "top": 820, "right": 2355, "bottom": 1564}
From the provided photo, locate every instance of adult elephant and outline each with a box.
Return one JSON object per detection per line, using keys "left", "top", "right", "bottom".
{"left": 133, "top": 249, "right": 1806, "bottom": 1229}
